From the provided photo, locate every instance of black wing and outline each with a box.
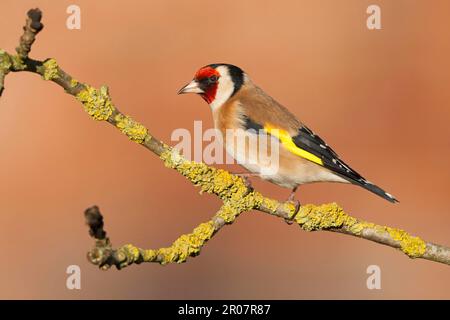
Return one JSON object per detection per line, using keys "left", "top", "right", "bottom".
{"left": 293, "top": 126, "right": 364, "bottom": 181}
{"left": 292, "top": 125, "right": 398, "bottom": 203}
{"left": 242, "top": 116, "right": 397, "bottom": 203}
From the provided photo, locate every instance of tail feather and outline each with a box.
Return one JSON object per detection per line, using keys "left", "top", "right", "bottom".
{"left": 354, "top": 179, "right": 398, "bottom": 203}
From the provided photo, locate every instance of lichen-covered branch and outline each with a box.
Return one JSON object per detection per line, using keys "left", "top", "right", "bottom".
{"left": 85, "top": 204, "right": 233, "bottom": 269}
{"left": 1, "top": 9, "right": 449, "bottom": 269}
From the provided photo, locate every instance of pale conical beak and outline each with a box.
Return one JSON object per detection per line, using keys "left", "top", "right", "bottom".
{"left": 178, "top": 80, "right": 204, "bottom": 94}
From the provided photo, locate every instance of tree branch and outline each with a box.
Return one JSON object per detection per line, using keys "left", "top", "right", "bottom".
{"left": 16, "top": 8, "right": 44, "bottom": 60}
{"left": 1, "top": 9, "right": 449, "bottom": 269}
{"left": 85, "top": 205, "right": 231, "bottom": 269}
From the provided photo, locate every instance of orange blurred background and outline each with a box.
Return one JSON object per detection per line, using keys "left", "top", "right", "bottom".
{"left": 0, "top": 0, "right": 449, "bottom": 299}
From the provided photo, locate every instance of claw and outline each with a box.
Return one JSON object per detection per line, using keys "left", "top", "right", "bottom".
{"left": 284, "top": 186, "right": 300, "bottom": 224}
{"left": 284, "top": 199, "right": 300, "bottom": 225}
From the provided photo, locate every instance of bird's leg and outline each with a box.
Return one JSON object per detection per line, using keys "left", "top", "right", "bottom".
{"left": 287, "top": 187, "right": 297, "bottom": 202}
{"left": 285, "top": 186, "right": 301, "bottom": 225}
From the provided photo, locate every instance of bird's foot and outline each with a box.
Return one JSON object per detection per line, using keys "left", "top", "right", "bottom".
{"left": 284, "top": 187, "right": 300, "bottom": 224}
{"left": 287, "top": 190, "right": 296, "bottom": 202}
{"left": 284, "top": 199, "right": 301, "bottom": 225}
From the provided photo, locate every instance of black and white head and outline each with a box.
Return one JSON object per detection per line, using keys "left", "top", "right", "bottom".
{"left": 178, "top": 63, "right": 246, "bottom": 109}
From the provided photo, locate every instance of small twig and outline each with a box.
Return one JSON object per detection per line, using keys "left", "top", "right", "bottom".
{"left": 84, "top": 206, "right": 106, "bottom": 239}
{"left": 84, "top": 206, "right": 117, "bottom": 269}
{"left": 16, "top": 8, "right": 43, "bottom": 60}
{"left": 84, "top": 205, "right": 229, "bottom": 270}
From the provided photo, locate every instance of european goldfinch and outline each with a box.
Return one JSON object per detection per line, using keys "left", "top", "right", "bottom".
{"left": 178, "top": 63, "right": 398, "bottom": 204}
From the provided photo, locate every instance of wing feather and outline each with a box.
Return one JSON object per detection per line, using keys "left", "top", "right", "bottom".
{"left": 292, "top": 125, "right": 365, "bottom": 182}
{"left": 242, "top": 115, "right": 398, "bottom": 203}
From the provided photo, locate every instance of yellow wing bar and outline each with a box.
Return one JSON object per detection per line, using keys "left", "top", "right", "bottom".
{"left": 264, "top": 124, "right": 324, "bottom": 166}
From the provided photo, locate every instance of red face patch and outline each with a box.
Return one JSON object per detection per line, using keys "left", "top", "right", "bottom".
{"left": 194, "top": 66, "right": 220, "bottom": 81}
{"left": 194, "top": 66, "right": 220, "bottom": 104}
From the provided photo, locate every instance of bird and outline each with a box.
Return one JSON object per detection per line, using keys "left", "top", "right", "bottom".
{"left": 178, "top": 63, "right": 398, "bottom": 213}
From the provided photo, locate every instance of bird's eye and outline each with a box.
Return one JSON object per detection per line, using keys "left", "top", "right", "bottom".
{"left": 209, "top": 75, "right": 218, "bottom": 83}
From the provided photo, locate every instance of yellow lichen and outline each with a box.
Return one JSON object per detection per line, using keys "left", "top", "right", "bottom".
{"left": 283, "top": 202, "right": 298, "bottom": 219}
{"left": 294, "top": 203, "right": 355, "bottom": 231}
{"left": 290, "top": 202, "right": 426, "bottom": 258}
{"left": 156, "top": 221, "right": 216, "bottom": 264}
{"left": 157, "top": 247, "right": 177, "bottom": 264}
{"left": 349, "top": 222, "right": 367, "bottom": 235}
{"left": 160, "top": 149, "right": 252, "bottom": 204}
{"left": 124, "top": 244, "right": 141, "bottom": 261}
{"left": 41, "top": 58, "right": 59, "bottom": 80}
{"left": 349, "top": 221, "right": 380, "bottom": 235}
{"left": 70, "top": 78, "right": 79, "bottom": 88}
{"left": 114, "top": 113, "right": 148, "bottom": 143}
{"left": 0, "top": 50, "right": 12, "bottom": 72}
{"left": 259, "top": 196, "right": 280, "bottom": 213}
{"left": 10, "top": 54, "right": 26, "bottom": 71}
{"left": 142, "top": 249, "right": 157, "bottom": 262}
{"left": 160, "top": 148, "right": 183, "bottom": 167}
{"left": 76, "top": 85, "right": 115, "bottom": 121}
{"left": 386, "top": 227, "right": 427, "bottom": 258}
{"left": 160, "top": 148, "right": 262, "bottom": 225}
{"left": 217, "top": 202, "right": 241, "bottom": 223}
{"left": 346, "top": 220, "right": 426, "bottom": 258}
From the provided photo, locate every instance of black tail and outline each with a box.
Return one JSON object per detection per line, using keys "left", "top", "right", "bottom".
{"left": 352, "top": 179, "right": 398, "bottom": 203}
